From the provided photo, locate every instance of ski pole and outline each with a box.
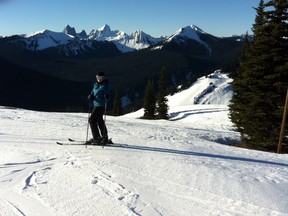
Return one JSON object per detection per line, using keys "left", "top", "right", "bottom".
{"left": 102, "top": 98, "right": 108, "bottom": 148}
{"left": 86, "top": 103, "right": 91, "bottom": 148}
{"left": 104, "top": 98, "right": 107, "bottom": 123}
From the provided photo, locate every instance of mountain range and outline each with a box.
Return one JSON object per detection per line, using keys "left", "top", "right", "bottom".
{"left": 8, "top": 24, "right": 218, "bottom": 54}
{"left": 0, "top": 24, "right": 245, "bottom": 112}
{"left": 15, "top": 24, "right": 164, "bottom": 54}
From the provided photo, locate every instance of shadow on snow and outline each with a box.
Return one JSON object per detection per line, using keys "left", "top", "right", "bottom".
{"left": 108, "top": 144, "right": 288, "bottom": 168}
{"left": 169, "top": 108, "right": 227, "bottom": 121}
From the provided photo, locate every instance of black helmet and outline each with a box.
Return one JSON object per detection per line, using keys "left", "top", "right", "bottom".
{"left": 97, "top": 72, "right": 105, "bottom": 76}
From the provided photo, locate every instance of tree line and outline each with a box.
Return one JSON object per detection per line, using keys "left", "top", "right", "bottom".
{"left": 111, "top": 66, "right": 169, "bottom": 120}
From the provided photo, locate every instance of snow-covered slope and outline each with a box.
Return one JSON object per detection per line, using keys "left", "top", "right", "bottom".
{"left": 23, "top": 29, "right": 75, "bottom": 50}
{"left": 1, "top": 70, "right": 288, "bottom": 216}
{"left": 170, "top": 70, "right": 233, "bottom": 106}
{"left": 128, "top": 70, "right": 233, "bottom": 119}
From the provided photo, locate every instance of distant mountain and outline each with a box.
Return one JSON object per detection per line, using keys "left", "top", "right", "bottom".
{"left": 22, "top": 29, "right": 75, "bottom": 51}
{"left": 0, "top": 24, "right": 244, "bottom": 111}
{"left": 1, "top": 24, "right": 245, "bottom": 55}
{"left": 63, "top": 25, "right": 77, "bottom": 37}
{"left": 2, "top": 24, "right": 163, "bottom": 54}
{"left": 165, "top": 25, "right": 212, "bottom": 55}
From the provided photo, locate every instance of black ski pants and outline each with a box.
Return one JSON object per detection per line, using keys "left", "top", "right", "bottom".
{"left": 89, "top": 106, "right": 107, "bottom": 139}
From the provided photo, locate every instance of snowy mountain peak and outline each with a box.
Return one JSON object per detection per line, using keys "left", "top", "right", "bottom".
{"left": 63, "top": 25, "right": 77, "bottom": 36}
{"left": 88, "top": 24, "right": 121, "bottom": 41}
{"left": 99, "top": 24, "right": 111, "bottom": 32}
{"left": 86, "top": 25, "right": 163, "bottom": 52}
{"left": 165, "top": 24, "right": 212, "bottom": 55}
{"left": 22, "top": 29, "right": 74, "bottom": 51}
{"left": 167, "top": 24, "right": 206, "bottom": 42}
{"left": 131, "top": 30, "right": 153, "bottom": 43}
{"left": 190, "top": 25, "right": 206, "bottom": 34}
{"left": 77, "top": 29, "right": 87, "bottom": 38}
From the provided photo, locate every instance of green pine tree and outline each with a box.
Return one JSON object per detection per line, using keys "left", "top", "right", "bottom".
{"left": 229, "top": 32, "right": 251, "bottom": 135}
{"left": 229, "top": 0, "right": 288, "bottom": 151}
{"left": 264, "top": 0, "right": 288, "bottom": 146}
{"left": 143, "top": 79, "right": 156, "bottom": 119}
{"left": 156, "top": 67, "right": 169, "bottom": 119}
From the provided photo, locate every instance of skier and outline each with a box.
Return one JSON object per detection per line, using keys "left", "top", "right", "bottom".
{"left": 87, "top": 72, "right": 110, "bottom": 145}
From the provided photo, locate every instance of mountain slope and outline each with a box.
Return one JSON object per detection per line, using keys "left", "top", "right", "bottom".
{"left": 127, "top": 70, "right": 233, "bottom": 119}
{"left": 1, "top": 70, "right": 287, "bottom": 215}
{"left": 0, "top": 88, "right": 287, "bottom": 215}
{"left": 177, "top": 71, "right": 233, "bottom": 105}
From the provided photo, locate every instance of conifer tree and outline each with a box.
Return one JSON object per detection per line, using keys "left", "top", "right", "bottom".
{"left": 264, "top": 0, "right": 288, "bottom": 146}
{"left": 238, "top": 0, "right": 274, "bottom": 149}
{"left": 143, "top": 79, "right": 156, "bottom": 119}
{"left": 112, "top": 86, "right": 122, "bottom": 116}
{"left": 229, "top": 0, "right": 288, "bottom": 151}
{"left": 156, "top": 67, "right": 169, "bottom": 119}
{"left": 229, "top": 33, "right": 251, "bottom": 135}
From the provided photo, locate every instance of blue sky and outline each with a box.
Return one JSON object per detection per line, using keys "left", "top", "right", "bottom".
{"left": 0, "top": 0, "right": 259, "bottom": 37}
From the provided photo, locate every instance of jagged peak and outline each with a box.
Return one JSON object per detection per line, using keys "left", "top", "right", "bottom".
{"left": 77, "top": 30, "right": 87, "bottom": 37}
{"left": 131, "top": 30, "right": 146, "bottom": 37}
{"left": 99, "top": 24, "right": 111, "bottom": 32}
{"left": 63, "top": 25, "right": 76, "bottom": 36}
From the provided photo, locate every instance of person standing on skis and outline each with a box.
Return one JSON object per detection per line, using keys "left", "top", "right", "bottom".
{"left": 87, "top": 72, "right": 110, "bottom": 145}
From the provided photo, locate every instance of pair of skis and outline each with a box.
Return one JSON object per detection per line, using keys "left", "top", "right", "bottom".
{"left": 56, "top": 138, "right": 113, "bottom": 146}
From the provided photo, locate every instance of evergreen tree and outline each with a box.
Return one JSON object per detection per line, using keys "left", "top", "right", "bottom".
{"left": 265, "top": 0, "right": 288, "bottom": 92}
{"left": 229, "top": 32, "right": 251, "bottom": 135}
{"left": 112, "top": 86, "right": 122, "bottom": 116}
{"left": 264, "top": 0, "right": 288, "bottom": 146}
{"left": 229, "top": 0, "right": 288, "bottom": 151}
{"left": 156, "top": 67, "right": 169, "bottom": 119}
{"left": 143, "top": 79, "right": 156, "bottom": 119}
{"left": 239, "top": 0, "right": 274, "bottom": 149}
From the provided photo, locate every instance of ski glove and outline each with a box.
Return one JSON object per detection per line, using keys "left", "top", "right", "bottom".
{"left": 88, "top": 94, "right": 95, "bottom": 101}
{"left": 104, "top": 94, "right": 109, "bottom": 99}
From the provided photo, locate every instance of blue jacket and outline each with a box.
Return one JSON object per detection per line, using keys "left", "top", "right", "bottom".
{"left": 91, "top": 79, "right": 110, "bottom": 107}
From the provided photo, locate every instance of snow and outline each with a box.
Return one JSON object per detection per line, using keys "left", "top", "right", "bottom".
{"left": 1, "top": 71, "right": 288, "bottom": 216}
{"left": 88, "top": 25, "right": 163, "bottom": 52}
{"left": 24, "top": 29, "right": 74, "bottom": 50}
{"left": 166, "top": 25, "right": 212, "bottom": 55}
{"left": 168, "top": 71, "right": 233, "bottom": 106}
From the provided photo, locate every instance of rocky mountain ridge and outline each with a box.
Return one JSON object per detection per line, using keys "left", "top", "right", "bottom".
{"left": 4, "top": 24, "right": 244, "bottom": 55}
